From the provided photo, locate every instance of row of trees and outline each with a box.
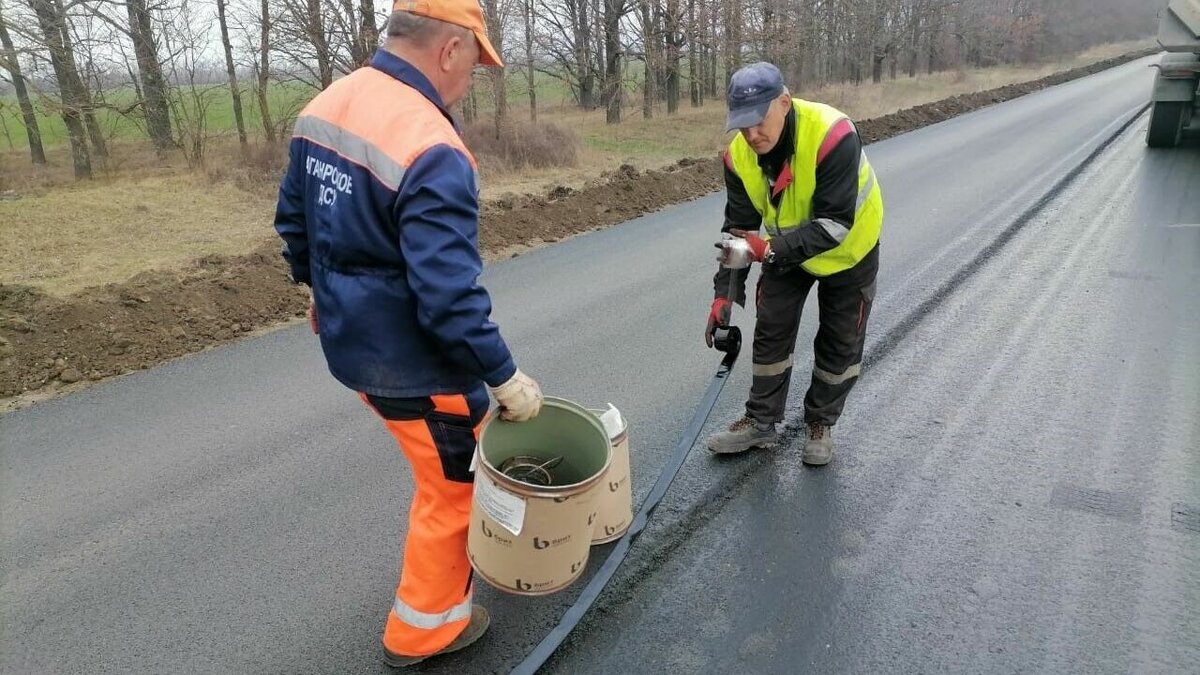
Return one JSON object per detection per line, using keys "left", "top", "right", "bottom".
{"left": 0, "top": 0, "right": 1159, "bottom": 179}
{"left": 0, "top": 0, "right": 381, "bottom": 177}
{"left": 487, "top": 0, "right": 1158, "bottom": 125}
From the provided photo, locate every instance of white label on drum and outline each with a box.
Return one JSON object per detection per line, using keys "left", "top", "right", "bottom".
{"left": 599, "top": 403, "right": 624, "bottom": 439}
{"left": 476, "top": 474, "right": 527, "bottom": 536}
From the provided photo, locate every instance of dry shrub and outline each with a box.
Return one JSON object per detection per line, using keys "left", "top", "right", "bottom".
{"left": 206, "top": 141, "right": 288, "bottom": 195}
{"left": 463, "top": 120, "right": 579, "bottom": 173}
{"left": 244, "top": 142, "right": 287, "bottom": 174}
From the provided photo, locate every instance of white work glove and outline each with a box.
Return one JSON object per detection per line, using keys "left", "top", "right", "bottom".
{"left": 489, "top": 369, "right": 543, "bottom": 422}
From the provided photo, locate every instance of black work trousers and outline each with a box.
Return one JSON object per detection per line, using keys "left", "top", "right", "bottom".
{"left": 745, "top": 245, "right": 879, "bottom": 427}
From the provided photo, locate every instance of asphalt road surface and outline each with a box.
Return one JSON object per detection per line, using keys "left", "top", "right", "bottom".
{"left": 3, "top": 54, "right": 1197, "bottom": 674}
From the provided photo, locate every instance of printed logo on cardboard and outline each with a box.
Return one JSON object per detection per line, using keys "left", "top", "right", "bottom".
{"left": 479, "top": 520, "right": 513, "bottom": 547}
{"left": 515, "top": 578, "right": 556, "bottom": 592}
{"left": 533, "top": 534, "right": 573, "bottom": 550}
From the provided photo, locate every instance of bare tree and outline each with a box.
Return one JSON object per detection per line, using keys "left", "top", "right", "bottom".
{"left": 721, "top": 0, "right": 739, "bottom": 86}
{"left": 253, "top": 0, "right": 277, "bottom": 143}
{"left": 522, "top": 0, "right": 535, "bottom": 122}
{"left": 216, "top": 0, "right": 247, "bottom": 150}
{"left": 274, "top": 0, "right": 378, "bottom": 90}
{"left": 483, "top": 0, "right": 505, "bottom": 134}
{"left": 686, "top": 0, "right": 697, "bottom": 106}
{"left": 534, "top": 0, "right": 597, "bottom": 108}
{"left": 905, "top": 0, "right": 927, "bottom": 78}
{"left": 0, "top": 102, "right": 16, "bottom": 150}
{"left": 572, "top": 0, "right": 594, "bottom": 107}
{"left": 0, "top": 0, "right": 45, "bottom": 163}
{"left": 308, "top": 0, "right": 332, "bottom": 86}
{"left": 602, "top": 0, "right": 627, "bottom": 123}
{"left": 276, "top": 0, "right": 333, "bottom": 88}
{"left": 121, "top": 0, "right": 172, "bottom": 153}
{"left": 28, "top": 0, "right": 91, "bottom": 177}
{"left": 703, "top": 0, "right": 716, "bottom": 97}
{"left": 160, "top": 0, "right": 218, "bottom": 166}
{"left": 864, "top": 0, "right": 902, "bottom": 84}
{"left": 53, "top": 0, "right": 105, "bottom": 159}
{"left": 663, "top": 0, "right": 680, "bottom": 113}
{"left": 357, "top": 0, "right": 376, "bottom": 61}
{"left": 461, "top": 77, "right": 478, "bottom": 123}
{"left": 637, "top": 0, "right": 655, "bottom": 118}
{"left": 70, "top": 7, "right": 126, "bottom": 145}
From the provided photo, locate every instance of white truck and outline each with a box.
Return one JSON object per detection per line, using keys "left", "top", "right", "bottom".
{"left": 1148, "top": 0, "right": 1200, "bottom": 147}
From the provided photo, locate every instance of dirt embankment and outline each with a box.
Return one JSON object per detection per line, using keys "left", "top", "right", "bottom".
{"left": 0, "top": 48, "right": 1157, "bottom": 403}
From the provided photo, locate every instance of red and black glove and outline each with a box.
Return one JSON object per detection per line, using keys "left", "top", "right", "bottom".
{"left": 729, "top": 228, "right": 770, "bottom": 262}
{"left": 705, "top": 297, "right": 731, "bottom": 348}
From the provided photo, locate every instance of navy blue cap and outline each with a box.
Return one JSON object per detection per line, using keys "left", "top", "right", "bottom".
{"left": 725, "top": 62, "right": 785, "bottom": 132}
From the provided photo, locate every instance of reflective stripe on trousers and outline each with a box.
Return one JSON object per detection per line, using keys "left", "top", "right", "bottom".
{"left": 745, "top": 246, "right": 878, "bottom": 426}
{"left": 362, "top": 391, "right": 484, "bottom": 657}
{"left": 393, "top": 593, "right": 472, "bottom": 630}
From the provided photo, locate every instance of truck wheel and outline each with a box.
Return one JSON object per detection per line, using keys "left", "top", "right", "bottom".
{"left": 1146, "top": 101, "right": 1186, "bottom": 148}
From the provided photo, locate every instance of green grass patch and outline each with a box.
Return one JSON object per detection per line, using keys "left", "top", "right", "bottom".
{"left": 0, "top": 81, "right": 315, "bottom": 150}
{"left": 0, "top": 68, "right": 618, "bottom": 151}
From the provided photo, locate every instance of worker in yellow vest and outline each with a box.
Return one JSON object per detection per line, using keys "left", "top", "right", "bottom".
{"left": 706, "top": 62, "right": 883, "bottom": 466}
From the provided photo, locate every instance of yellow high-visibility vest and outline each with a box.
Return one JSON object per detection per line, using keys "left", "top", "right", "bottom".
{"left": 727, "top": 98, "right": 883, "bottom": 276}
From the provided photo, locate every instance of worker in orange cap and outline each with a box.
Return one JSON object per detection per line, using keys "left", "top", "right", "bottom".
{"left": 273, "top": 0, "right": 540, "bottom": 667}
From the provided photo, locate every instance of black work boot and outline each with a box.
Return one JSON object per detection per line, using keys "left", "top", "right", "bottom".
{"left": 383, "top": 606, "right": 490, "bottom": 668}
{"left": 706, "top": 415, "right": 777, "bottom": 454}
{"left": 802, "top": 424, "right": 834, "bottom": 466}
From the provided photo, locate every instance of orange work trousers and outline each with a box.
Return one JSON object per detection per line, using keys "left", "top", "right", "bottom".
{"left": 362, "top": 387, "right": 488, "bottom": 657}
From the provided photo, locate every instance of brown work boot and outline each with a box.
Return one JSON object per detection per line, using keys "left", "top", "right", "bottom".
{"left": 382, "top": 606, "right": 490, "bottom": 668}
{"left": 706, "top": 415, "right": 777, "bottom": 454}
{"left": 802, "top": 424, "right": 834, "bottom": 466}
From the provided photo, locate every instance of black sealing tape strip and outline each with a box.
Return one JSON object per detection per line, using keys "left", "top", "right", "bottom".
{"left": 511, "top": 329, "right": 742, "bottom": 674}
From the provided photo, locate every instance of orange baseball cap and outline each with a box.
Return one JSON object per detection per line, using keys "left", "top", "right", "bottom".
{"left": 391, "top": 0, "right": 503, "bottom": 67}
